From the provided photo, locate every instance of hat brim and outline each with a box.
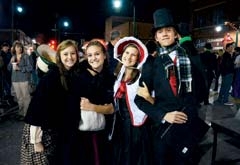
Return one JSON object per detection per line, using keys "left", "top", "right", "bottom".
{"left": 37, "top": 44, "right": 56, "bottom": 63}
{"left": 151, "top": 25, "right": 176, "bottom": 35}
{"left": 36, "top": 56, "right": 55, "bottom": 73}
{"left": 114, "top": 36, "right": 148, "bottom": 69}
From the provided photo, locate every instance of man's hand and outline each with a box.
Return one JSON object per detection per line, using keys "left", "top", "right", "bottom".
{"left": 163, "top": 111, "right": 188, "bottom": 124}
{"left": 137, "top": 82, "right": 151, "bottom": 99}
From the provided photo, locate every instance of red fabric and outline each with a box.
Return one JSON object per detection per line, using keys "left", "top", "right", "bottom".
{"left": 115, "top": 81, "right": 127, "bottom": 98}
{"left": 92, "top": 134, "right": 100, "bottom": 165}
{"left": 169, "top": 57, "right": 177, "bottom": 96}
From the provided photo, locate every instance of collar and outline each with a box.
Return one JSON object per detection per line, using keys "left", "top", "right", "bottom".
{"left": 158, "top": 43, "right": 178, "bottom": 56}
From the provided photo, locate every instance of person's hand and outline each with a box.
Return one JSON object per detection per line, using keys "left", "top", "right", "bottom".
{"left": 163, "top": 111, "right": 188, "bottom": 124}
{"left": 34, "top": 142, "right": 44, "bottom": 153}
{"left": 137, "top": 82, "right": 150, "bottom": 99}
{"left": 80, "top": 97, "right": 93, "bottom": 111}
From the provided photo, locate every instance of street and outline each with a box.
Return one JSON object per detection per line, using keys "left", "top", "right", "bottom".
{"left": 0, "top": 90, "right": 240, "bottom": 165}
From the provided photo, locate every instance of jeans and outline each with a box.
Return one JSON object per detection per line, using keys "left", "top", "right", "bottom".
{"left": 217, "top": 74, "right": 233, "bottom": 103}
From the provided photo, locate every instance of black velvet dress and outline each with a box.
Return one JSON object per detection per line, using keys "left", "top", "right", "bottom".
{"left": 112, "top": 85, "right": 152, "bottom": 165}
{"left": 70, "top": 65, "right": 115, "bottom": 165}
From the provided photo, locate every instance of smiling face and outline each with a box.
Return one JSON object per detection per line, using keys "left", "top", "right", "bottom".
{"left": 154, "top": 26, "right": 177, "bottom": 47}
{"left": 86, "top": 44, "right": 106, "bottom": 72}
{"left": 121, "top": 45, "right": 139, "bottom": 68}
{"left": 60, "top": 45, "right": 78, "bottom": 70}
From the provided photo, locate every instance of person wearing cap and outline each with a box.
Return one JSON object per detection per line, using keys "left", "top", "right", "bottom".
{"left": 7, "top": 41, "right": 33, "bottom": 120}
{"left": 111, "top": 36, "right": 152, "bottom": 165}
{"left": 134, "top": 8, "right": 208, "bottom": 165}
{"left": 21, "top": 40, "right": 80, "bottom": 164}
{"left": 216, "top": 42, "right": 235, "bottom": 105}
{"left": 200, "top": 42, "right": 217, "bottom": 105}
{"left": 107, "top": 30, "right": 121, "bottom": 75}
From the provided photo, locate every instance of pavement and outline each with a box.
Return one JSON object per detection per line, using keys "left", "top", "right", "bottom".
{"left": 198, "top": 91, "right": 240, "bottom": 165}
{"left": 0, "top": 89, "right": 240, "bottom": 165}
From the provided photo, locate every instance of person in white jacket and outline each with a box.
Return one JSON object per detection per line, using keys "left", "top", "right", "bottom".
{"left": 112, "top": 36, "right": 153, "bottom": 165}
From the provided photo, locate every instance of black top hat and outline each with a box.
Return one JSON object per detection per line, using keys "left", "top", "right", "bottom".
{"left": 152, "top": 8, "right": 176, "bottom": 34}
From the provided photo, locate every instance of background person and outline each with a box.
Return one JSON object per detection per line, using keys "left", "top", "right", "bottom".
{"left": 213, "top": 49, "right": 224, "bottom": 92}
{"left": 177, "top": 22, "right": 208, "bottom": 107}
{"left": 200, "top": 42, "right": 217, "bottom": 105}
{"left": 232, "top": 49, "right": 240, "bottom": 110}
{"left": 217, "top": 42, "right": 235, "bottom": 105}
{"left": 107, "top": 30, "right": 121, "bottom": 75}
{"left": 8, "top": 41, "right": 33, "bottom": 120}
{"left": 145, "top": 40, "right": 158, "bottom": 58}
{"left": 0, "top": 42, "right": 13, "bottom": 102}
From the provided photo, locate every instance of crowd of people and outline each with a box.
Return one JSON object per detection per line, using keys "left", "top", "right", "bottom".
{"left": 1, "top": 6, "right": 240, "bottom": 165}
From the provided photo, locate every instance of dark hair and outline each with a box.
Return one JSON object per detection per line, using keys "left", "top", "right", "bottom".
{"left": 110, "top": 31, "right": 121, "bottom": 41}
{"left": 85, "top": 40, "right": 109, "bottom": 71}
{"left": 1, "top": 42, "right": 10, "bottom": 48}
{"left": 117, "top": 43, "right": 141, "bottom": 85}
{"left": 11, "top": 41, "right": 24, "bottom": 55}
{"left": 226, "top": 42, "right": 234, "bottom": 49}
{"left": 177, "top": 22, "right": 191, "bottom": 37}
{"left": 145, "top": 40, "right": 157, "bottom": 54}
{"left": 234, "top": 47, "right": 240, "bottom": 52}
{"left": 204, "top": 42, "right": 212, "bottom": 50}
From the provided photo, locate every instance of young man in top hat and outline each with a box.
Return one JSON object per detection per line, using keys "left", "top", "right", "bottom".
{"left": 135, "top": 8, "right": 209, "bottom": 165}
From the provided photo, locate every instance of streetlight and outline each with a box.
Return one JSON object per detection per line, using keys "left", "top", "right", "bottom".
{"left": 16, "top": 5, "right": 23, "bottom": 13}
{"left": 11, "top": 0, "right": 24, "bottom": 43}
{"left": 215, "top": 25, "right": 222, "bottom": 32}
{"left": 57, "top": 17, "right": 71, "bottom": 42}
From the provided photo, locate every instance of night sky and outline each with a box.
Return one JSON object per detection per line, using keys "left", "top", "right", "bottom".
{"left": 1, "top": 0, "right": 191, "bottom": 40}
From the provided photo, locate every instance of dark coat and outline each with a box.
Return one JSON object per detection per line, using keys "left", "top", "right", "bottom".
{"left": 134, "top": 45, "right": 209, "bottom": 164}
{"left": 180, "top": 39, "right": 208, "bottom": 104}
{"left": 70, "top": 62, "right": 115, "bottom": 165}
{"left": 134, "top": 54, "right": 183, "bottom": 124}
{"left": 24, "top": 66, "right": 78, "bottom": 131}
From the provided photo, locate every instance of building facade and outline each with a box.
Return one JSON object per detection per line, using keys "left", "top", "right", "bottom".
{"left": 191, "top": 0, "right": 240, "bottom": 51}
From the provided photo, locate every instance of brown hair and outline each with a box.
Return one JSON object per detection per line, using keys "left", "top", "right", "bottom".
{"left": 116, "top": 43, "right": 140, "bottom": 85}
{"left": 85, "top": 40, "right": 109, "bottom": 70}
{"left": 11, "top": 41, "right": 24, "bottom": 55}
{"left": 56, "top": 39, "right": 79, "bottom": 90}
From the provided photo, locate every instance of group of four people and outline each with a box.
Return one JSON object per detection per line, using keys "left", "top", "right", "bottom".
{"left": 20, "top": 7, "right": 209, "bottom": 165}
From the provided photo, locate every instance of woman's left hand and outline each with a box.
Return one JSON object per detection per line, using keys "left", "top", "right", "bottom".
{"left": 80, "top": 97, "right": 93, "bottom": 110}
